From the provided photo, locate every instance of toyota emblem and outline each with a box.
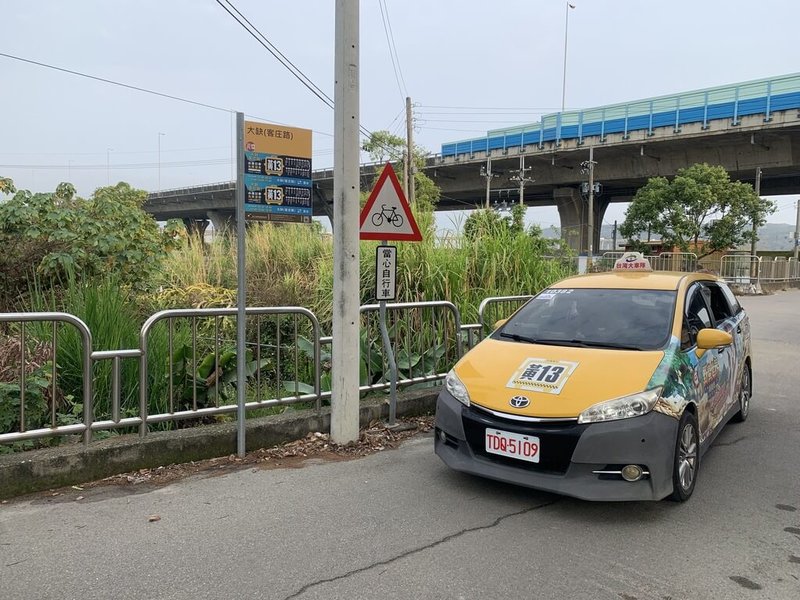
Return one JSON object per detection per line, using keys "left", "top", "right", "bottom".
{"left": 509, "top": 395, "right": 530, "bottom": 409}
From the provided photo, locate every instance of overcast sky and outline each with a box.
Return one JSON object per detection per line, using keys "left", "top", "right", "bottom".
{"left": 2, "top": 0, "right": 799, "bottom": 230}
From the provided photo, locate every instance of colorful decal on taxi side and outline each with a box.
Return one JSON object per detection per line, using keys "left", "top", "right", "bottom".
{"left": 506, "top": 358, "right": 579, "bottom": 395}
{"left": 649, "top": 336, "right": 697, "bottom": 420}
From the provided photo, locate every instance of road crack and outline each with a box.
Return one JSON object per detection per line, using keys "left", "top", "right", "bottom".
{"left": 282, "top": 498, "right": 560, "bottom": 599}
{"left": 714, "top": 436, "right": 748, "bottom": 447}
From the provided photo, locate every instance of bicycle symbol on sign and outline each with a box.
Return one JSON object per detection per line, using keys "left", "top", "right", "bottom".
{"left": 371, "top": 204, "right": 404, "bottom": 228}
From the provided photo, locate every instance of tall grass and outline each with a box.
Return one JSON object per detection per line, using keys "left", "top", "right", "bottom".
{"left": 160, "top": 215, "right": 573, "bottom": 331}
{"left": 28, "top": 275, "right": 186, "bottom": 423}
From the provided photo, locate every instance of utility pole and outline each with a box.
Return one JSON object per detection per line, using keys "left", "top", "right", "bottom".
{"left": 406, "top": 96, "right": 415, "bottom": 204}
{"left": 331, "top": 0, "right": 360, "bottom": 445}
{"left": 794, "top": 199, "right": 800, "bottom": 260}
{"left": 509, "top": 155, "right": 534, "bottom": 206}
{"left": 612, "top": 219, "right": 618, "bottom": 251}
{"left": 580, "top": 147, "right": 597, "bottom": 261}
{"left": 750, "top": 166, "right": 762, "bottom": 258}
{"left": 480, "top": 158, "right": 498, "bottom": 209}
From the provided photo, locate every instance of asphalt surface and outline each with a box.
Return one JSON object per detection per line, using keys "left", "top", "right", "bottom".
{"left": 2, "top": 290, "right": 799, "bottom": 600}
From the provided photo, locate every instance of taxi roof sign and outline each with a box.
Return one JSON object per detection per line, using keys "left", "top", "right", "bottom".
{"left": 613, "top": 252, "right": 653, "bottom": 271}
{"left": 359, "top": 163, "right": 422, "bottom": 242}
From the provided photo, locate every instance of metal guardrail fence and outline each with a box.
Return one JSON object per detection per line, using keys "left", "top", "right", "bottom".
{"left": 2, "top": 255, "right": 799, "bottom": 448}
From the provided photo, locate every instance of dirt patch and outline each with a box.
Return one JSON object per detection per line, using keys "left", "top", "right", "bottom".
{"left": 72, "top": 416, "right": 434, "bottom": 491}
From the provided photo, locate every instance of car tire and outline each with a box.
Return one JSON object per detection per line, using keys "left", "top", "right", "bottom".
{"left": 731, "top": 362, "right": 751, "bottom": 423}
{"left": 669, "top": 410, "right": 699, "bottom": 502}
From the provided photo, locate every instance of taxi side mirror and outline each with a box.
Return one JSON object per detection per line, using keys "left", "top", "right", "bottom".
{"left": 494, "top": 319, "right": 507, "bottom": 330}
{"left": 695, "top": 328, "right": 733, "bottom": 358}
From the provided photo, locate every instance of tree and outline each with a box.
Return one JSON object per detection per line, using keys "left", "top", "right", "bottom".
{"left": 361, "top": 130, "right": 440, "bottom": 213}
{"left": 620, "top": 163, "right": 775, "bottom": 258}
{"left": 0, "top": 179, "right": 182, "bottom": 301}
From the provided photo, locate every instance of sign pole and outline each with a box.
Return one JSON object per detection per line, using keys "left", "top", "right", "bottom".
{"left": 331, "top": 0, "right": 361, "bottom": 444}
{"left": 377, "top": 243, "right": 398, "bottom": 425}
{"left": 235, "top": 111, "right": 247, "bottom": 457}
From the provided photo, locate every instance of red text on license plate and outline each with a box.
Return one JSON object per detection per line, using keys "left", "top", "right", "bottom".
{"left": 485, "top": 429, "right": 540, "bottom": 463}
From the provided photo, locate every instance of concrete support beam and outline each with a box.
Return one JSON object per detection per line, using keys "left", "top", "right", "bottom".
{"left": 553, "top": 188, "right": 610, "bottom": 253}
{"left": 207, "top": 210, "right": 234, "bottom": 235}
{"left": 313, "top": 184, "right": 335, "bottom": 232}
{"left": 182, "top": 218, "right": 209, "bottom": 242}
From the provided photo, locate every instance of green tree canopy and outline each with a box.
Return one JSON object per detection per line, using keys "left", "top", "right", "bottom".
{"left": 0, "top": 179, "right": 182, "bottom": 303}
{"left": 619, "top": 163, "right": 775, "bottom": 257}
{"left": 361, "top": 130, "right": 440, "bottom": 213}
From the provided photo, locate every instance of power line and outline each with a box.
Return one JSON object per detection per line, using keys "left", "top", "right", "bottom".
{"left": 378, "top": 0, "right": 405, "bottom": 104}
{"left": 0, "top": 51, "right": 335, "bottom": 139}
{"left": 380, "top": 0, "right": 408, "bottom": 97}
{"left": 215, "top": 0, "right": 335, "bottom": 109}
{"left": 0, "top": 51, "right": 234, "bottom": 114}
{"left": 216, "top": 0, "right": 403, "bottom": 161}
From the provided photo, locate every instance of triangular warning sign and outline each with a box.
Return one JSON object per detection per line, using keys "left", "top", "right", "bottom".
{"left": 359, "top": 163, "right": 422, "bottom": 242}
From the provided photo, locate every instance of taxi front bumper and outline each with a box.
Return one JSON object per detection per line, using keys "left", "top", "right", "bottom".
{"left": 434, "top": 390, "right": 679, "bottom": 501}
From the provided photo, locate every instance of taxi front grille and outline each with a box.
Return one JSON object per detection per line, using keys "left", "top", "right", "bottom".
{"left": 462, "top": 405, "right": 587, "bottom": 475}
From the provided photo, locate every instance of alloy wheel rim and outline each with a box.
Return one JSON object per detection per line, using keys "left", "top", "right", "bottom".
{"left": 678, "top": 422, "right": 697, "bottom": 491}
{"left": 740, "top": 368, "right": 751, "bottom": 417}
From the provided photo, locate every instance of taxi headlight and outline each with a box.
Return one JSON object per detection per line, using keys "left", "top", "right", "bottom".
{"left": 445, "top": 369, "right": 471, "bottom": 407}
{"left": 577, "top": 387, "right": 662, "bottom": 424}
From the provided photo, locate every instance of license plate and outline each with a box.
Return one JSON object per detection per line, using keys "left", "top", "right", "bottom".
{"left": 485, "top": 429, "right": 540, "bottom": 463}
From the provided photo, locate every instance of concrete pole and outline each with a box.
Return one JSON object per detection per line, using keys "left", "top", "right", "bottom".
{"left": 587, "top": 145, "right": 595, "bottom": 262}
{"left": 612, "top": 219, "right": 617, "bottom": 251}
{"left": 794, "top": 199, "right": 800, "bottom": 261}
{"left": 519, "top": 155, "right": 525, "bottom": 206}
{"left": 484, "top": 158, "right": 492, "bottom": 209}
{"left": 235, "top": 112, "right": 246, "bottom": 457}
{"left": 406, "top": 96, "right": 414, "bottom": 204}
{"left": 750, "top": 166, "right": 762, "bottom": 258}
{"left": 331, "top": 0, "right": 360, "bottom": 445}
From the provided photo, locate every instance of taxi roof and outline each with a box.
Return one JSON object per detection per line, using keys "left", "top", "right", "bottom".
{"left": 551, "top": 271, "right": 718, "bottom": 291}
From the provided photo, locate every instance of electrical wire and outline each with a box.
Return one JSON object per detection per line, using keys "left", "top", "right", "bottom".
{"left": 378, "top": 0, "right": 406, "bottom": 105}
{"left": 0, "top": 51, "right": 234, "bottom": 114}
{"left": 215, "top": 0, "right": 404, "bottom": 161}
{"left": 380, "top": 0, "right": 408, "bottom": 97}
{"left": 0, "top": 51, "right": 334, "bottom": 139}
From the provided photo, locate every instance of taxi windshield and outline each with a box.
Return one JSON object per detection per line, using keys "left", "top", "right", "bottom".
{"left": 496, "top": 288, "right": 676, "bottom": 351}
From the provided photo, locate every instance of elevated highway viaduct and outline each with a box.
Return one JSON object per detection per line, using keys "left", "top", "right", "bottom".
{"left": 144, "top": 84, "right": 800, "bottom": 251}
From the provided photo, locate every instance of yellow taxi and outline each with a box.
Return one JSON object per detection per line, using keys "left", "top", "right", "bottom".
{"left": 435, "top": 253, "right": 752, "bottom": 502}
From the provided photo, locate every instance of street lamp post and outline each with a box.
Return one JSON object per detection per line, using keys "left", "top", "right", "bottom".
{"left": 561, "top": 2, "right": 576, "bottom": 113}
{"left": 158, "top": 132, "right": 166, "bottom": 193}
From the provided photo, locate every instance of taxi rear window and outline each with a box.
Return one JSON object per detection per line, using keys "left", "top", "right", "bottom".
{"left": 496, "top": 288, "right": 676, "bottom": 351}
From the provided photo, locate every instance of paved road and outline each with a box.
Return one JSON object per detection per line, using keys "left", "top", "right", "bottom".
{"left": 2, "top": 291, "right": 800, "bottom": 600}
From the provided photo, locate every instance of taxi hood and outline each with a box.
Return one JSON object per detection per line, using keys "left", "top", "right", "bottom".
{"left": 455, "top": 338, "right": 664, "bottom": 418}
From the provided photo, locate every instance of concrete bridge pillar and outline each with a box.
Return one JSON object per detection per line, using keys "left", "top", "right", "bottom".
{"left": 553, "top": 188, "right": 610, "bottom": 254}
{"left": 182, "top": 218, "right": 209, "bottom": 242}
{"left": 207, "top": 210, "right": 235, "bottom": 235}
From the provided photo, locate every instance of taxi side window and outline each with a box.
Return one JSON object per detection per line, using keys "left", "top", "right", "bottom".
{"left": 683, "top": 284, "right": 712, "bottom": 348}
{"left": 718, "top": 281, "right": 742, "bottom": 315}
{"left": 705, "top": 283, "right": 735, "bottom": 324}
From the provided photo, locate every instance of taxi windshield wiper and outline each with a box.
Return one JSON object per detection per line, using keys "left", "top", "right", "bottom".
{"left": 499, "top": 333, "right": 586, "bottom": 347}
{"left": 569, "top": 339, "right": 644, "bottom": 351}
{"left": 500, "top": 333, "right": 644, "bottom": 350}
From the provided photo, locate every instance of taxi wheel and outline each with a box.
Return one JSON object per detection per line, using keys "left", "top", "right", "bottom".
{"left": 669, "top": 411, "right": 699, "bottom": 502}
{"left": 731, "top": 363, "right": 751, "bottom": 423}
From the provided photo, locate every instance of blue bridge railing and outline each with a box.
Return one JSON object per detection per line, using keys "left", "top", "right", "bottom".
{"left": 441, "top": 73, "right": 800, "bottom": 158}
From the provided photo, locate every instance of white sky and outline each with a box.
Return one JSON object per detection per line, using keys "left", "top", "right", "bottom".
{"left": 2, "top": 0, "right": 798, "bottom": 230}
